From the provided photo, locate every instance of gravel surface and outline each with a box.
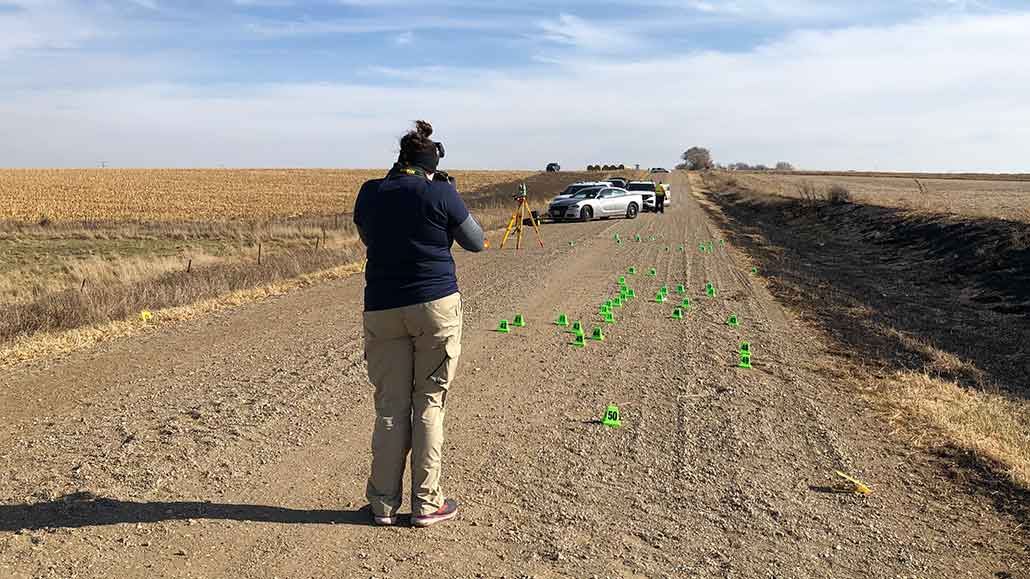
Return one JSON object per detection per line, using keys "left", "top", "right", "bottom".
{"left": 1, "top": 172, "right": 1027, "bottom": 578}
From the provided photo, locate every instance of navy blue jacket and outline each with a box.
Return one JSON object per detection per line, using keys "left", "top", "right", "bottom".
{"left": 354, "top": 174, "right": 479, "bottom": 311}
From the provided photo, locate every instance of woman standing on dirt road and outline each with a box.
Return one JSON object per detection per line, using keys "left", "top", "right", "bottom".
{"left": 353, "top": 120, "right": 485, "bottom": 527}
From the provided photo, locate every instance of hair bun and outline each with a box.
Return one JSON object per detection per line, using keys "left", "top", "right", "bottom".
{"left": 414, "top": 120, "right": 433, "bottom": 139}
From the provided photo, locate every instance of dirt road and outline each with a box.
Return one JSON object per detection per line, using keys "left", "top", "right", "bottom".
{"left": 2, "top": 172, "right": 1027, "bottom": 578}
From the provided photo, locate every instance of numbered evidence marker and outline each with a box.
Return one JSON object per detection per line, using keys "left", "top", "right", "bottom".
{"left": 738, "top": 343, "right": 753, "bottom": 368}
{"left": 618, "top": 275, "right": 626, "bottom": 285}
{"left": 706, "top": 282, "right": 717, "bottom": 297}
{"left": 602, "top": 311, "right": 615, "bottom": 324}
{"left": 681, "top": 297, "right": 691, "bottom": 310}
{"left": 513, "top": 314, "right": 526, "bottom": 327}
{"left": 591, "top": 326, "right": 606, "bottom": 341}
{"left": 672, "top": 307, "right": 684, "bottom": 320}
{"left": 497, "top": 319, "right": 511, "bottom": 333}
{"left": 139, "top": 310, "right": 153, "bottom": 323}
{"left": 648, "top": 268, "right": 658, "bottom": 277}
{"left": 676, "top": 284, "right": 686, "bottom": 294}
{"left": 727, "top": 314, "right": 740, "bottom": 328}
{"left": 572, "top": 320, "right": 584, "bottom": 333}
{"left": 654, "top": 291, "right": 666, "bottom": 304}
{"left": 555, "top": 313, "right": 569, "bottom": 327}
{"left": 602, "top": 405, "right": 622, "bottom": 428}
{"left": 572, "top": 333, "right": 586, "bottom": 348}
{"left": 628, "top": 266, "right": 637, "bottom": 275}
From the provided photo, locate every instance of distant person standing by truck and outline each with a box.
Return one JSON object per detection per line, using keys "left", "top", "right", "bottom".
{"left": 353, "top": 120, "right": 485, "bottom": 528}
{"left": 654, "top": 182, "right": 666, "bottom": 214}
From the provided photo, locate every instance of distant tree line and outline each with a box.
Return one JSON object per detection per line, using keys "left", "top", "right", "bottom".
{"left": 720, "top": 161, "right": 795, "bottom": 171}
{"left": 675, "top": 146, "right": 795, "bottom": 172}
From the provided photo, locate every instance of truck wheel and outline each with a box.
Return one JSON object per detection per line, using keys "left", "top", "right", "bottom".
{"left": 626, "top": 203, "right": 639, "bottom": 219}
{"left": 580, "top": 206, "right": 593, "bottom": 221}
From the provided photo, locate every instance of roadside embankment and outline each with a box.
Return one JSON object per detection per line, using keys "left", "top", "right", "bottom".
{"left": 699, "top": 172, "right": 1030, "bottom": 496}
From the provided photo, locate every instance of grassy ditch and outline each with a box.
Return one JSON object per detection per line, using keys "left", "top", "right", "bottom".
{"left": 698, "top": 172, "right": 1030, "bottom": 493}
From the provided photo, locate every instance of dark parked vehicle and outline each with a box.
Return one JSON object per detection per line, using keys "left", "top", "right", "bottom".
{"left": 546, "top": 162, "right": 561, "bottom": 172}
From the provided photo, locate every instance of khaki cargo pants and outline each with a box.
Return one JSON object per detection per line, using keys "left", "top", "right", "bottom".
{"left": 363, "top": 292, "right": 462, "bottom": 517}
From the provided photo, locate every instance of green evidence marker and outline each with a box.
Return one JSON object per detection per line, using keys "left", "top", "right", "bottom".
{"left": 727, "top": 314, "right": 739, "bottom": 328}
{"left": 628, "top": 266, "right": 637, "bottom": 275}
{"left": 555, "top": 313, "right": 569, "bottom": 327}
{"left": 706, "top": 282, "right": 717, "bottom": 297}
{"left": 672, "top": 307, "right": 684, "bottom": 320}
{"left": 572, "top": 333, "right": 586, "bottom": 348}
{"left": 648, "top": 268, "right": 657, "bottom": 277}
{"left": 738, "top": 342, "right": 752, "bottom": 368}
{"left": 681, "top": 297, "right": 691, "bottom": 310}
{"left": 591, "top": 326, "right": 606, "bottom": 341}
{"left": 676, "top": 284, "right": 686, "bottom": 294}
{"left": 655, "top": 292, "right": 666, "bottom": 304}
{"left": 497, "top": 320, "right": 511, "bottom": 334}
{"left": 618, "top": 276, "right": 626, "bottom": 285}
{"left": 572, "top": 320, "right": 584, "bottom": 334}
{"left": 602, "top": 311, "right": 615, "bottom": 324}
{"left": 602, "top": 405, "right": 621, "bottom": 428}
{"left": 660, "top": 286, "right": 669, "bottom": 296}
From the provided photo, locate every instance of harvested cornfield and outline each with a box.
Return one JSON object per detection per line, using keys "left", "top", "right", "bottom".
{"left": 0, "top": 169, "right": 537, "bottom": 223}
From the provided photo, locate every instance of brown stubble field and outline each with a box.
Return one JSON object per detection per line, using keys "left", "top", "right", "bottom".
{"left": 0, "top": 168, "right": 607, "bottom": 355}
{"left": 0, "top": 169, "right": 537, "bottom": 222}
{"left": 730, "top": 171, "right": 1030, "bottom": 223}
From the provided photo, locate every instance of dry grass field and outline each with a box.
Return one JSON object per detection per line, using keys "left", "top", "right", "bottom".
{"left": 728, "top": 172, "right": 1030, "bottom": 223}
{"left": 0, "top": 169, "right": 536, "bottom": 223}
{"left": 0, "top": 168, "right": 587, "bottom": 345}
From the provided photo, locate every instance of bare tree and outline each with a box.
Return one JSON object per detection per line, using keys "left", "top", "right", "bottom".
{"left": 775, "top": 162, "right": 795, "bottom": 171}
{"left": 681, "top": 147, "right": 713, "bottom": 171}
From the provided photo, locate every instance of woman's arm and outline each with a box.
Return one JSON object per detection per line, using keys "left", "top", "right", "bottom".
{"left": 452, "top": 214, "right": 485, "bottom": 252}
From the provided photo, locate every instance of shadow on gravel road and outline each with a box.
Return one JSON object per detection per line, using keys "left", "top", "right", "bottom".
{"left": 0, "top": 492, "right": 375, "bottom": 531}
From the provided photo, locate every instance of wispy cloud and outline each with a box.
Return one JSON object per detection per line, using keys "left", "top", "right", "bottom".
{"left": 1, "top": 2, "right": 1028, "bottom": 170}
{"left": 536, "top": 13, "right": 640, "bottom": 53}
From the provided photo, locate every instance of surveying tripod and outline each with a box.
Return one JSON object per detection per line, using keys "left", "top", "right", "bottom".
{"left": 500, "top": 183, "right": 544, "bottom": 250}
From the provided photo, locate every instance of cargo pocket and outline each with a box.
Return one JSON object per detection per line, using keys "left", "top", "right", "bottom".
{"left": 426, "top": 335, "right": 461, "bottom": 389}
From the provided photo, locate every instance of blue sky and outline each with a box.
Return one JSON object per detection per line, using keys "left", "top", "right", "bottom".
{"left": 2, "top": 0, "right": 1029, "bottom": 170}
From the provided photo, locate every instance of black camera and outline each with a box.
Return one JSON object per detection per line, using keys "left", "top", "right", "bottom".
{"left": 433, "top": 170, "right": 456, "bottom": 185}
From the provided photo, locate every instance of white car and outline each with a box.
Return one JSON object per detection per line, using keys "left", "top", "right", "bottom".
{"left": 548, "top": 187, "right": 643, "bottom": 221}
{"left": 551, "top": 181, "right": 613, "bottom": 202}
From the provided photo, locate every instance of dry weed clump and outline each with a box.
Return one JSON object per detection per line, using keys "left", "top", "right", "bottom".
{"left": 890, "top": 371, "right": 1030, "bottom": 487}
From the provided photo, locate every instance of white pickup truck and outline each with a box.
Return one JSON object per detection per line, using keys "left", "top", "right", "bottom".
{"left": 626, "top": 180, "right": 672, "bottom": 212}
{"left": 547, "top": 186, "right": 643, "bottom": 221}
